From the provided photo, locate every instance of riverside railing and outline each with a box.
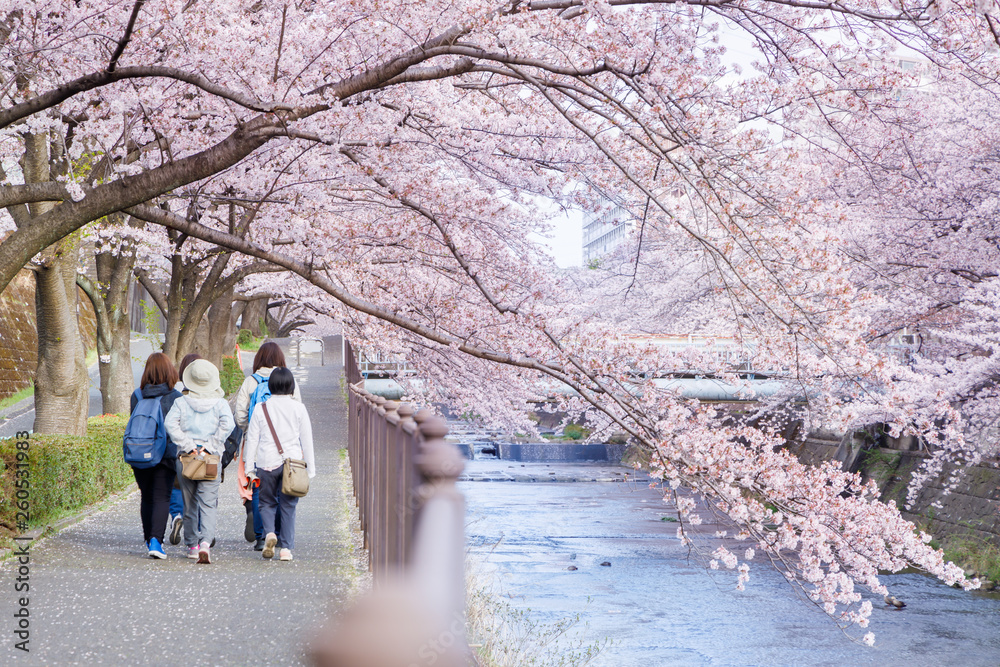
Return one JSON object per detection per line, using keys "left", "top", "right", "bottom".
{"left": 313, "top": 340, "right": 468, "bottom": 667}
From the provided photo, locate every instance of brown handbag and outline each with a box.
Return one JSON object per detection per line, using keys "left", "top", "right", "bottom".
{"left": 180, "top": 449, "right": 220, "bottom": 480}
{"left": 261, "top": 403, "right": 310, "bottom": 497}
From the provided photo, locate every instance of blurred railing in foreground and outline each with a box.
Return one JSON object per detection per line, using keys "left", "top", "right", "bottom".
{"left": 313, "top": 339, "right": 468, "bottom": 667}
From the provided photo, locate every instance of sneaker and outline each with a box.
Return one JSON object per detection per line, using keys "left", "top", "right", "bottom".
{"left": 262, "top": 532, "right": 277, "bottom": 559}
{"left": 148, "top": 538, "right": 167, "bottom": 559}
{"left": 210, "top": 537, "right": 216, "bottom": 548}
{"left": 278, "top": 548, "right": 293, "bottom": 562}
{"left": 244, "top": 502, "right": 255, "bottom": 542}
{"left": 197, "top": 542, "right": 211, "bottom": 564}
{"left": 254, "top": 538, "right": 265, "bottom": 551}
{"left": 169, "top": 515, "right": 183, "bottom": 545}
{"left": 187, "top": 545, "right": 200, "bottom": 559}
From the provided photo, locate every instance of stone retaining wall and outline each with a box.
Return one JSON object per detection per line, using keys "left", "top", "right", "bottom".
{"left": 0, "top": 269, "right": 97, "bottom": 402}
{"left": 874, "top": 451, "right": 1000, "bottom": 546}
{"left": 787, "top": 430, "right": 1000, "bottom": 546}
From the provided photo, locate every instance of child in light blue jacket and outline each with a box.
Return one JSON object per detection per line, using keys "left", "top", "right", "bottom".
{"left": 165, "top": 359, "right": 234, "bottom": 564}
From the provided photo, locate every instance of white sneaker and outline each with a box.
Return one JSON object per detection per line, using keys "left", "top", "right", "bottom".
{"left": 262, "top": 532, "right": 277, "bottom": 559}
{"left": 169, "top": 515, "right": 183, "bottom": 545}
{"left": 278, "top": 548, "right": 293, "bottom": 562}
{"left": 187, "top": 545, "right": 199, "bottom": 559}
{"left": 197, "top": 542, "right": 211, "bottom": 564}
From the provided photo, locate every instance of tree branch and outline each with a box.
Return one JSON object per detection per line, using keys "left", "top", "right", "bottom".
{"left": 0, "top": 182, "right": 74, "bottom": 208}
{"left": 380, "top": 57, "right": 477, "bottom": 86}
{"left": 133, "top": 267, "right": 169, "bottom": 317}
{"left": 0, "top": 66, "right": 293, "bottom": 130}
{"left": 76, "top": 272, "right": 111, "bottom": 348}
{"left": 107, "top": 0, "right": 146, "bottom": 73}
{"left": 0, "top": 122, "right": 273, "bottom": 293}
{"left": 126, "top": 203, "right": 564, "bottom": 375}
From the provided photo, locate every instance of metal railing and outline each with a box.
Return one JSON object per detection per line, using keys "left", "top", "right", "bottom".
{"left": 345, "top": 338, "right": 362, "bottom": 385}
{"left": 290, "top": 335, "right": 325, "bottom": 367}
{"left": 313, "top": 340, "right": 468, "bottom": 667}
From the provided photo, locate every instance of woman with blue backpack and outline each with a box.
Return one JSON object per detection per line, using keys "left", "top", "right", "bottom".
{"left": 234, "top": 342, "right": 301, "bottom": 550}
{"left": 126, "top": 352, "right": 182, "bottom": 560}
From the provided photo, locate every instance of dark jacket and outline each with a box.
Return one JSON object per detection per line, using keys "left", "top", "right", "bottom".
{"left": 130, "top": 383, "right": 183, "bottom": 462}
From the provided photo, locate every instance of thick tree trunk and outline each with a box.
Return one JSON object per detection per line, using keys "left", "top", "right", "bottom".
{"left": 33, "top": 239, "right": 89, "bottom": 435}
{"left": 83, "top": 244, "right": 139, "bottom": 415}
{"left": 242, "top": 296, "right": 268, "bottom": 336}
{"left": 201, "top": 289, "right": 239, "bottom": 367}
{"left": 174, "top": 315, "right": 202, "bottom": 364}
{"left": 24, "top": 131, "right": 88, "bottom": 435}
{"left": 97, "top": 314, "right": 133, "bottom": 414}
{"left": 161, "top": 256, "right": 187, "bottom": 364}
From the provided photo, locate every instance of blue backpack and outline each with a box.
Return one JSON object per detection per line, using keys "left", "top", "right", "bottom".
{"left": 247, "top": 373, "right": 271, "bottom": 421}
{"left": 123, "top": 388, "right": 167, "bottom": 469}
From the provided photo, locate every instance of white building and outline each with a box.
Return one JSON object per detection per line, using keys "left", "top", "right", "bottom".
{"left": 582, "top": 206, "right": 634, "bottom": 263}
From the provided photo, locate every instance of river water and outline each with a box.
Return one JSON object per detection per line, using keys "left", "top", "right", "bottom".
{"left": 460, "top": 460, "right": 1000, "bottom": 666}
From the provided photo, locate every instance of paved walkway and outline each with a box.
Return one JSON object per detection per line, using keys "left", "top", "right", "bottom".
{"left": 1, "top": 348, "right": 366, "bottom": 666}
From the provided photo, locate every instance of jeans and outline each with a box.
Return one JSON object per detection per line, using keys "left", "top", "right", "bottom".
{"left": 252, "top": 482, "right": 281, "bottom": 540}
{"left": 132, "top": 461, "right": 176, "bottom": 544}
{"left": 175, "top": 459, "right": 221, "bottom": 548}
{"left": 258, "top": 465, "right": 299, "bottom": 549}
{"left": 169, "top": 487, "right": 184, "bottom": 517}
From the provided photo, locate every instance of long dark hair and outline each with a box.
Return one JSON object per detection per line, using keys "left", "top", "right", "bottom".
{"left": 252, "top": 341, "right": 286, "bottom": 373}
{"left": 140, "top": 352, "right": 179, "bottom": 389}
{"left": 178, "top": 353, "right": 202, "bottom": 380}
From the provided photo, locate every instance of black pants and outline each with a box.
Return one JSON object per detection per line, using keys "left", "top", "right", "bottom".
{"left": 133, "top": 461, "right": 176, "bottom": 543}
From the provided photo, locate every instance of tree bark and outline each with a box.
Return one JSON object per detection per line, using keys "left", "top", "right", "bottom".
{"left": 79, "top": 243, "right": 138, "bottom": 415}
{"left": 33, "top": 238, "right": 89, "bottom": 435}
{"left": 23, "top": 131, "right": 89, "bottom": 435}
{"left": 98, "top": 314, "right": 133, "bottom": 414}
{"left": 200, "top": 288, "right": 239, "bottom": 367}
{"left": 243, "top": 296, "right": 268, "bottom": 336}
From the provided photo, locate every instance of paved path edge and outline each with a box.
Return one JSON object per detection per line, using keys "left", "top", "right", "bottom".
{"left": 0, "top": 482, "right": 138, "bottom": 562}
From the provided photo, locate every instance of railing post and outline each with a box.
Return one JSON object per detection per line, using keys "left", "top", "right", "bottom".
{"left": 397, "top": 402, "right": 416, "bottom": 567}
{"left": 327, "top": 340, "right": 468, "bottom": 667}
{"left": 383, "top": 400, "right": 401, "bottom": 575}
{"left": 411, "top": 415, "right": 466, "bottom": 635}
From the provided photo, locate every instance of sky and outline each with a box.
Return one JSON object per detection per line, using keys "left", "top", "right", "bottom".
{"left": 533, "top": 22, "right": 761, "bottom": 270}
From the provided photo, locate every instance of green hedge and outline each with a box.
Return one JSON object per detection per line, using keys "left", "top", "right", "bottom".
{"left": 0, "top": 415, "right": 132, "bottom": 541}
{"left": 220, "top": 354, "right": 245, "bottom": 397}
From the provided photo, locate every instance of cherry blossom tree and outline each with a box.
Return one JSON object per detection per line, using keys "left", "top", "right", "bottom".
{"left": 2, "top": 0, "right": 1000, "bottom": 639}
{"left": 76, "top": 214, "right": 141, "bottom": 416}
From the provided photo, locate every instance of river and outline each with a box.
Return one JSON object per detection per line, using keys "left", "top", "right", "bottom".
{"left": 460, "top": 459, "right": 1000, "bottom": 666}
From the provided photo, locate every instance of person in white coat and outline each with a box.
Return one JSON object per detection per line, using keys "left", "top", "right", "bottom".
{"left": 234, "top": 341, "right": 301, "bottom": 550}
{"left": 244, "top": 367, "right": 315, "bottom": 561}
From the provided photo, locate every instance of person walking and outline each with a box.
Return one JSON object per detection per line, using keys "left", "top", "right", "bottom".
{"left": 243, "top": 367, "right": 315, "bottom": 561}
{"left": 128, "top": 353, "right": 183, "bottom": 560}
{"left": 167, "top": 352, "right": 202, "bottom": 545}
{"left": 165, "top": 359, "right": 235, "bottom": 564}
{"left": 234, "top": 341, "right": 301, "bottom": 550}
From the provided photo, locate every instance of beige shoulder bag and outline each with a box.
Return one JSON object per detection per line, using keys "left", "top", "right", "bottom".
{"left": 261, "top": 403, "right": 309, "bottom": 497}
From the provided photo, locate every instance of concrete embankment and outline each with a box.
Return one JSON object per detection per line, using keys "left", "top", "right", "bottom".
{"left": 789, "top": 432, "right": 1000, "bottom": 549}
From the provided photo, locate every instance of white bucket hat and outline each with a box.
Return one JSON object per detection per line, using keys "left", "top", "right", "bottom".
{"left": 182, "top": 359, "right": 224, "bottom": 398}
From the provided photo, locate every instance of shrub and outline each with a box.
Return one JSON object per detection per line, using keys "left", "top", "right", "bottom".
{"left": 563, "top": 424, "right": 590, "bottom": 441}
{"left": 0, "top": 415, "right": 132, "bottom": 542}
{"left": 236, "top": 328, "right": 254, "bottom": 347}
{"left": 220, "top": 354, "right": 245, "bottom": 397}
